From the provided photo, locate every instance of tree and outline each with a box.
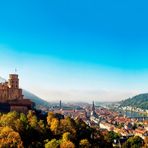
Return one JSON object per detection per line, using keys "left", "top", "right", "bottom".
{"left": 47, "top": 112, "right": 55, "bottom": 126}
{"left": 144, "top": 137, "right": 148, "bottom": 148}
{"left": 60, "top": 117, "right": 76, "bottom": 138}
{"left": 60, "top": 140, "right": 75, "bottom": 148}
{"left": 75, "top": 118, "right": 91, "bottom": 141}
{"left": 79, "top": 139, "right": 91, "bottom": 148}
{"left": 0, "top": 111, "right": 19, "bottom": 129}
{"left": 104, "top": 131, "right": 120, "bottom": 143}
{"left": 128, "top": 136, "right": 143, "bottom": 147}
{"left": 0, "top": 111, "right": 112, "bottom": 147}
{"left": 45, "top": 139, "right": 60, "bottom": 148}
{"left": 29, "top": 115, "right": 38, "bottom": 128}
{"left": 62, "top": 132, "right": 71, "bottom": 141}
{"left": 50, "top": 118, "right": 60, "bottom": 135}
{"left": 0, "top": 126, "right": 23, "bottom": 148}
{"left": 122, "top": 136, "right": 144, "bottom": 148}
{"left": 60, "top": 132, "right": 75, "bottom": 148}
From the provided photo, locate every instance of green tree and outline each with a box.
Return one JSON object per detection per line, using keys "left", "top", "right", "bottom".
{"left": 0, "top": 111, "right": 19, "bottom": 129}
{"left": 79, "top": 139, "right": 91, "bottom": 148}
{"left": 104, "top": 131, "right": 120, "bottom": 143}
{"left": 45, "top": 139, "right": 60, "bottom": 148}
{"left": 122, "top": 136, "right": 144, "bottom": 148}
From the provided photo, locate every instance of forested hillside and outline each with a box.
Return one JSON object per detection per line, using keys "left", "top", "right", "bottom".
{"left": 0, "top": 111, "right": 114, "bottom": 148}
{"left": 120, "top": 93, "right": 148, "bottom": 110}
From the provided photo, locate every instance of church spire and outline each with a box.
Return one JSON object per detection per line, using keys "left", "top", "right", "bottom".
{"left": 92, "top": 101, "right": 95, "bottom": 112}
{"left": 59, "top": 100, "right": 62, "bottom": 110}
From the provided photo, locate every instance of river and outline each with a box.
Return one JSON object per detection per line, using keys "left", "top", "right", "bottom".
{"left": 121, "top": 111, "right": 148, "bottom": 120}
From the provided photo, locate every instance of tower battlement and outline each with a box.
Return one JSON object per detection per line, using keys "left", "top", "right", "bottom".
{"left": 9, "top": 74, "right": 18, "bottom": 79}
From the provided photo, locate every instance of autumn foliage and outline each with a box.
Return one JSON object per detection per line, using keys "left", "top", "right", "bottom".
{"left": 0, "top": 111, "right": 145, "bottom": 148}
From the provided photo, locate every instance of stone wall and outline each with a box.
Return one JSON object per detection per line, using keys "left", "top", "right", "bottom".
{"left": 10, "top": 106, "right": 28, "bottom": 113}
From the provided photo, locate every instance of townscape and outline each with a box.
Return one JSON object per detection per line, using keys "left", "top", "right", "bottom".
{"left": 0, "top": 74, "right": 147, "bottom": 147}
{"left": 1, "top": 0, "right": 148, "bottom": 147}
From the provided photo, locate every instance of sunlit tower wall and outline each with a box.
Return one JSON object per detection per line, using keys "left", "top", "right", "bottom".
{"left": 8, "top": 74, "right": 19, "bottom": 89}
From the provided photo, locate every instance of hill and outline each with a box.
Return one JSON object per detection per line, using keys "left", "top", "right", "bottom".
{"left": 0, "top": 77, "right": 6, "bottom": 83}
{"left": 0, "top": 77, "right": 50, "bottom": 108}
{"left": 22, "top": 90, "right": 50, "bottom": 108}
{"left": 120, "top": 93, "right": 148, "bottom": 110}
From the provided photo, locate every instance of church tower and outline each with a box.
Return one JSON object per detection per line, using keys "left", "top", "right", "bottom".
{"left": 8, "top": 74, "right": 19, "bottom": 89}
{"left": 92, "top": 101, "right": 95, "bottom": 112}
{"left": 59, "top": 100, "right": 62, "bottom": 110}
{"left": 91, "top": 101, "right": 97, "bottom": 117}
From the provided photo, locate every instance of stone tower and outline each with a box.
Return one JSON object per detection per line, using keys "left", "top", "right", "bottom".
{"left": 8, "top": 74, "right": 19, "bottom": 89}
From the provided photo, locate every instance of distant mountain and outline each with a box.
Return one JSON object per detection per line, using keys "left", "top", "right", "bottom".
{"left": 120, "top": 93, "right": 148, "bottom": 110}
{"left": 22, "top": 90, "right": 50, "bottom": 107}
{"left": 0, "top": 77, "right": 6, "bottom": 83}
{"left": 0, "top": 77, "right": 50, "bottom": 108}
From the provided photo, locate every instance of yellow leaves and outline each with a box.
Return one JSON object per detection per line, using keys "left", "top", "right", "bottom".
{"left": 45, "top": 136, "right": 75, "bottom": 148}
{"left": 0, "top": 111, "right": 19, "bottom": 128}
{"left": 79, "top": 139, "right": 91, "bottom": 148}
{"left": 29, "top": 115, "right": 38, "bottom": 127}
{"left": 60, "top": 118, "right": 76, "bottom": 137}
{"left": 45, "top": 139, "right": 60, "bottom": 148}
{"left": 0, "top": 126, "right": 23, "bottom": 148}
{"left": 60, "top": 132, "right": 75, "bottom": 148}
{"left": 38, "top": 120, "right": 45, "bottom": 132}
{"left": 62, "top": 132, "right": 71, "bottom": 142}
{"left": 0, "top": 126, "right": 13, "bottom": 137}
{"left": 48, "top": 112, "right": 55, "bottom": 117}
{"left": 50, "top": 118, "right": 59, "bottom": 135}
{"left": 27, "top": 110, "right": 36, "bottom": 123}
{"left": 47, "top": 112, "right": 77, "bottom": 139}
{"left": 144, "top": 137, "right": 148, "bottom": 148}
{"left": 60, "top": 140, "right": 75, "bottom": 148}
{"left": 47, "top": 112, "right": 55, "bottom": 126}
{"left": 0, "top": 111, "right": 97, "bottom": 147}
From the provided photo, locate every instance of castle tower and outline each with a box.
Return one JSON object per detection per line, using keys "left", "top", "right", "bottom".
{"left": 8, "top": 74, "right": 19, "bottom": 89}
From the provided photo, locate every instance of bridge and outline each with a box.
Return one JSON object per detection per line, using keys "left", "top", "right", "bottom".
{"left": 127, "top": 116, "right": 148, "bottom": 121}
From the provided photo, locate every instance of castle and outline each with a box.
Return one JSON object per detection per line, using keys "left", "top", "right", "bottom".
{"left": 0, "top": 74, "right": 35, "bottom": 113}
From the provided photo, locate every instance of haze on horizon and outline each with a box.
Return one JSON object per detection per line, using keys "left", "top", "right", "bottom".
{"left": 1, "top": 0, "right": 148, "bottom": 102}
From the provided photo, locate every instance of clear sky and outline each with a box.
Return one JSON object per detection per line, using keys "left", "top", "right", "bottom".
{"left": 0, "top": 0, "right": 148, "bottom": 102}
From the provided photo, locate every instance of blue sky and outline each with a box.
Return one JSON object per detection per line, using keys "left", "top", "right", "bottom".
{"left": 0, "top": 0, "right": 148, "bottom": 102}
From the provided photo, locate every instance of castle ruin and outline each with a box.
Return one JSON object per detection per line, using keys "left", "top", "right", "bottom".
{"left": 0, "top": 74, "right": 35, "bottom": 113}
